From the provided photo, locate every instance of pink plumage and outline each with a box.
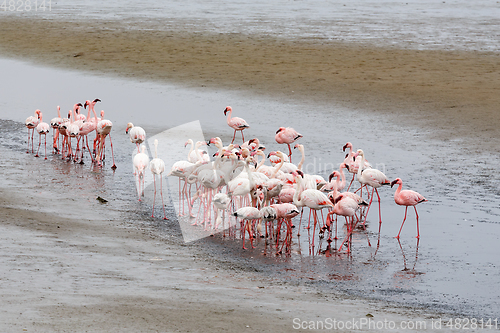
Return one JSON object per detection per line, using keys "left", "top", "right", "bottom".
{"left": 224, "top": 106, "right": 250, "bottom": 144}
{"left": 391, "top": 178, "right": 427, "bottom": 239}
{"left": 275, "top": 127, "right": 302, "bottom": 162}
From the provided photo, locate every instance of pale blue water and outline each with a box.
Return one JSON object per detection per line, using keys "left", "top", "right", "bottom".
{"left": 1, "top": 0, "right": 500, "bottom": 321}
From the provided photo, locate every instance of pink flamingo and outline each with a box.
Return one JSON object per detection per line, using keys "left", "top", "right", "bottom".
{"left": 354, "top": 149, "right": 390, "bottom": 234}
{"left": 224, "top": 106, "right": 250, "bottom": 143}
{"left": 25, "top": 109, "right": 41, "bottom": 153}
{"left": 95, "top": 110, "right": 117, "bottom": 169}
{"left": 83, "top": 98, "right": 101, "bottom": 154}
{"left": 343, "top": 142, "right": 371, "bottom": 191}
{"left": 50, "top": 106, "right": 63, "bottom": 154}
{"left": 328, "top": 193, "right": 368, "bottom": 253}
{"left": 292, "top": 170, "right": 334, "bottom": 247}
{"left": 126, "top": 122, "right": 146, "bottom": 152}
{"left": 150, "top": 139, "right": 168, "bottom": 220}
{"left": 275, "top": 127, "right": 302, "bottom": 162}
{"left": 233, "top": 206, "right": 261, "bottom": 249}
{"left": 35, "top": 111, "right": 50, "bottom": 159}
{"left": 391, "top": 178, "right": 427, "bottom": 239}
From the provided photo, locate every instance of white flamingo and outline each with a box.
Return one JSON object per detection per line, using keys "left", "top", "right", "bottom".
{"left": 150, "top": 139, "right": 168, "bottom": 220}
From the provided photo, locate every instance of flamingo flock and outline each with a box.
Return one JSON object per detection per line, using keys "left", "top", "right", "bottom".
{"left": 24, "top": 99, "right": 116, "bottom": 168}
{"left": 24, "top": 102, "right": 426, "bottom": 255}
{"left": 128, "top": 105, "right": 427, "bottom": 255}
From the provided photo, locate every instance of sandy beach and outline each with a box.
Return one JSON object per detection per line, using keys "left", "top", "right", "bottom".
{"left": 1, "top": 13, "right": 499, "bottom": 332}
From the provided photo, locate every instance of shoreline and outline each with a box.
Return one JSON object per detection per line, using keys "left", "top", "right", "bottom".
{"left": 0, "top": 17, "right": 499, "bottom": 151}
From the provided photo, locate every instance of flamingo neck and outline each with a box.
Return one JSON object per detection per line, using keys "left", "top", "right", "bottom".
{"left": 357, "top": 153, "right": 365, "bottom": 179}
{"left": 298, "top": 146, "right": 305, "bottom": 170}
{"left": 293, "top": 175, "right": 303, "bottom": 206}
{"left": 245, "top": 161, "right": 255, "bottom": 190}
{"left": 271, "top": 156, "right": 284, "bottom": 178}
{"left": 395, "top": 182, "right": 403, "bottom": 198}
{"left": 255, "top": 151, "right": 266, "bottom": 171}
{"left": 57, "top": 106, "right": 61, "bottom": 118}
{"left": 187, "top": 140, "right": 194, "bottom": 160}
{"left": 225, "top": 108, "right": 232, "bottom": 124}
{"left": 194, "top": 141, "right": 203, "bottom": 161}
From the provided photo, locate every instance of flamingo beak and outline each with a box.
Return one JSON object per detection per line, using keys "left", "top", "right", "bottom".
{"left": 342, "top": 144, "right": 348, "bottom": 152}
{"left": 94, "top": 98, "right": 101, "bottom": 103}
{"left": 391, "top": 180, "right": 397, "bottom": 188}
{"left": 125, "top": 128, "right": 129, "bottom": 134}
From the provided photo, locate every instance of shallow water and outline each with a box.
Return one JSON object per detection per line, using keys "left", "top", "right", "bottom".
{"left": 1, "top": 57, "right": 500, "bottom": 319}
{"left": 4, "top": 0, "right": 500, "bottom": 52}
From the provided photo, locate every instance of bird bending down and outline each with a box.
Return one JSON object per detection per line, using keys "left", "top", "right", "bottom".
{"left": 126, "top": 122, "right": 146, "bottom": 152}
{"left": 233, "top": 207, "right": 262, "bottom": 249}
{"left": 25, "top": 109, "right": 41, "bottom": 154}
{"left": 150, "top": 139, "right": 168, "bottom": 220}
{"left": 224, "top": 106, "right": 250, "bottom": 144}
{"left": 391, "top": 178, "right": 427, "bottom": 239}
{"left": 275, "top": 127, "right": 302, "bottom": 163}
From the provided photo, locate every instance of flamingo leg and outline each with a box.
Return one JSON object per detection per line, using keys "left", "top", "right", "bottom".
{"left": 414, "top": 206, "right": 420, "bottom": 239}
{"left": 287, "top": 144, "right": 292, "bottom": 163}
{"left": 108, "top": 134, "right": 117, "bottom": 169}
{"left": 160, "top": 176, "right": 168, "bottom": 220}
{"left": 346, "top": 174, "right": 355, "bottom": 191}
{"left": 241, "top": 130, "right": 245, "bottom": 143}
{"left": 396, "top": 206, "right": 408, "bottom": 239}
{"left": 231, "top": 130, "right": 237, "bottom": 144}
{"left": 152, "top": 175, "right": 157, "bottom": 217}
{"left": 44, "top": 134, "right": 47, "bottom": 159}
{"left": 374, "top": 188, "right": 383, "bottom": 233}
{"left": 35, "top": 133, "right": 41, "bottom": 157}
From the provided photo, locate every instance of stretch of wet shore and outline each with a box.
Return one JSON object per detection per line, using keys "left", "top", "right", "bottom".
{"left": 0, "top": 17, "right": 499, "bottom": 150}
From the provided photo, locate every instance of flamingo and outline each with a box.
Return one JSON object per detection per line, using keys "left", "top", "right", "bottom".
{"left": 293, "top": 170, "right": 334, "bottom": 245}
{"left": 66, "top": 104, "right": 83, "bottom": 161}
{"left": 224, "top": 106, "right": 250, "bottom": 144}
{"left": 150, "top": 139, "right": 168, "bottom": 220}
{"left": 133, "top": 144, "right": 150, "bottom": 201}
{"left": 328, "top": 193, "right": 368, "bottom": 252}
{"left": 233, "top": 206, "right": 261, "bottom": 249}
{"left": 354, "top": 149, "right": 390, "bottom": 234}
{"left": 275, "top": 127, "right": 302, "bottom": 162}
{"left": 391, "top": 178, "right": 427, "bottom": 239}
{"left": 343, "top": 142, "right": 371, "bottom": 191}
{"left": 25, "top": 109, "right": 41, "bottom": 153}
{"left": 83, "top": 98, "right": 101, "bottom": 154}
{"left": 34, "top": 111, "right": 50, "bottom": 159}
{"left": 96, "top": 110, "right": 117, "bottom": 169}
{"left": 50, "top": 106, "right": 63, "bottom": 153}
{"left": 126, "top": 123, "right": 146, "bottom": 152}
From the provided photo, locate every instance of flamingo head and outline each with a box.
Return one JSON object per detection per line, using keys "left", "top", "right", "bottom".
{"left": 391, "top": 178, "right": 402, "bottom": 188}
{"left": 343, "top": 142, "right": 352, "bottom": 152}
{"left": 258, "top": 144, "right": 266, "bottom": 151}
{"left": 35, "top": 109, "right": 41, "bottom": 118}
{"left": 84, "top": 100, "right": 91, "bottom": 109}
{"left": 293, "top": 143, "right": 301, "bottom": 150}
{"left": 100, "top": 110, "right": 105, "bottom": 118}
{"left": 267, "top": 151, "right": 276, "bottom": 158}
{"left": 93, "top": 98, "right": 101, "bottom": 104}
{"left": 328, "top": 171, "right": 339, "bottom": 183}
{"left": 275, "top": 127, "right": 285, "bottom": 134}
{"left": 223, "top": 106, "right": 232, "bottom": 115}
{"left": 126, "top": 122, "right": 134, "bottom": 134}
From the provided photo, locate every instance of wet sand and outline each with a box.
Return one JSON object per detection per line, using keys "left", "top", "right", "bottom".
{"left": 0, "top": 186, "right": 446, "bottom": 332}
{"left": 0, "top": 17, "right": 499, "bottom": 150}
